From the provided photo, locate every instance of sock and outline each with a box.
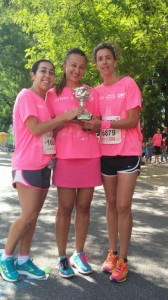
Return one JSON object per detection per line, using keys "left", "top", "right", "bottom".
{"left": 120, "top": 257, "right": 128, "bottom": 263}
{"left": 59, "top": 256, "right": 66, "bottom": 259}
{"left": 17, "top": 254, "right": 29, "bottom": 265}
{"left": 74, "top": 250, "right": 82, "bottom": 254}
{"left": 1, "top": 251, "right": 13, "bottom": 260}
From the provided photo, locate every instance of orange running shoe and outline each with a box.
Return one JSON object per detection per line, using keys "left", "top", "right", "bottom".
{"left": 101, "top": 250, "right": 118, "bottom": 273}
{"left": 110, "top": 258, "right": 128, "bottom": 282}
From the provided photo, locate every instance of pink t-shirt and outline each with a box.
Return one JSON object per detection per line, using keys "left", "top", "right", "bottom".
{"left": 96, "top": 76, "right": 142, "bottom": 156}
{"left": 46, "top": 86, "right": 101, "bottom": 159}
{"left": 153, "top": 133, "right": 162, "bottom": 147}
{"left": 12, "top": 89, "right": 54, "bottom": 170}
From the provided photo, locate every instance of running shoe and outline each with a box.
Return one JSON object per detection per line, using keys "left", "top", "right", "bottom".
{"left": 70, "top": 252, "right": 92, "bottom": 274}
{"left": 56, "top": 256, "right": 75, "bottom": 278}
{"left": 0, "top": 257, "right": 20, "bottom": 282}
{"left": 110, "top": 258, "right": 128, "bottom": 282}
{"left": 15, "top": 258, "right": 45, "bottom": 279}
{"left": 101, "top": 250, "right": 118, "bottom": 273}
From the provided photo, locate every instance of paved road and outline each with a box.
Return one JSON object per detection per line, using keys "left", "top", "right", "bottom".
{"left": 0, "top": 151, "right": 168, "bottom": 300}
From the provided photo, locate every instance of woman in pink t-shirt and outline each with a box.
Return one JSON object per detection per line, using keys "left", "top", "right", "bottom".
{"left": 0, "top": 60, "right": 83, "bottom": 283}
{"left": 152, "top": 128, "right": 162, "bottom": 163}
{"left": 84, "top": 42, "right": 142, "bottom": 283}
{"left": 46, "top": 48, "right": 101, "bottom": 278}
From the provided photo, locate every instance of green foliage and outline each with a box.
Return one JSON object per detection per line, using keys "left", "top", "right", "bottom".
{"left": 0, "top": 22, "right": 31, "bottom": 130}
{"left": 0, "top": 0, "right": 168, "bottom": 137}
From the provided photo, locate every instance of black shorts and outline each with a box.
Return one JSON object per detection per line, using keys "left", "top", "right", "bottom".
{"left": 101, "top": 156, "right": 141, "bottom": 176}
{"left": 153, "top": 146, "right": 161, "bottom": 155}
{"left": 12, "top": 166, "right": 51, "bottom": 189}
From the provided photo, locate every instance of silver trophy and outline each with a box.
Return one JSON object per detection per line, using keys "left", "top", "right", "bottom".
{"left": 73, "top": 87, "right": 92, "bottom": 120}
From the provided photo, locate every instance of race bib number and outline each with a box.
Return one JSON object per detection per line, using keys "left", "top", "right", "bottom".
{"left": 100, "top": 116, "right": 121, "bottom": 144}
{"left": 43, "top": 132, "right": 56, "bottom": 154}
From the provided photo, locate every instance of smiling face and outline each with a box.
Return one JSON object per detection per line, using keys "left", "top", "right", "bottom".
{"left": 95, "top": 48, "right": 117, "bottom": 79}
{"left": 31, "top": 61, "right": 55, "bottom": 97}
{"left": 64, "top": 53, "right": 87, "bottom": 88}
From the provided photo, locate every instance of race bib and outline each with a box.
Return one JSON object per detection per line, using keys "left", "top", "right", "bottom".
{"left": 43, "top": 132, "right": 56, "bottom": 154}
{"left": 100, "top": 116, "right": 121, "bottom": 144}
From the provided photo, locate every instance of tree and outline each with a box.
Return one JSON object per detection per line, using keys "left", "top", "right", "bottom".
{"left": 0, "top": 23, "right": 32, "bottom": 130}
{"left": 0, "top": 0, "right": 168, "bottom": 136}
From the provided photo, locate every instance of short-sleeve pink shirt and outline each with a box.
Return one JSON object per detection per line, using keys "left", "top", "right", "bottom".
{"left": 96, "top": 76, "right": 142, "bottom": 156}
{"left": 46, "top": 86, "right": 101, "bottom": 159}
{"left": 12, "top": 89, "right": 54, "bottom": 170}
{"left": 153, "top": 133, "right": 162, "bottom": 147}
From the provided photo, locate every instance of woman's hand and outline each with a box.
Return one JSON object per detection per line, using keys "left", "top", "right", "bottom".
{"left": 82, "top": 117, "right": 101, "bottom": 133}
{"left": 63, "top": 106, "right": 84, "bottom": 122}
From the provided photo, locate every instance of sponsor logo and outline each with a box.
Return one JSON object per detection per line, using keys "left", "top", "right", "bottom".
{"left": 118, "top": 93, "right": 126, "bottom": 98}
{"left": 106, "top": 94, "right": 115, "bottom": 100}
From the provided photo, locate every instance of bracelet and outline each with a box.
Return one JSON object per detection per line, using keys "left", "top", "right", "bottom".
{"left": 101, "top": 120, "right": 111, "bottom": 129}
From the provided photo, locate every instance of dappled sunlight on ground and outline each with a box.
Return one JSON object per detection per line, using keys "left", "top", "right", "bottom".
{"left": 0, "top": 151, "right": 168, "bottom": 299}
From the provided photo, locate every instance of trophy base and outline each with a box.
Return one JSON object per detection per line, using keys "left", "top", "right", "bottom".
{"left": 76, "top": 114, "right": 92, "bottom": 121}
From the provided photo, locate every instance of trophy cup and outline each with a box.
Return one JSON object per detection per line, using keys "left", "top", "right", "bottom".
{"left": 73, "top": 87, "right": 92, "bottom": 120}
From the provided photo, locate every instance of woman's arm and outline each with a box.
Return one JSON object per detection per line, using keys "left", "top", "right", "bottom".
{"left": 110, "top": 107, "right": 140, "bottom": 129}
{"left": 25, "top": 107, "right": 84, "bottom": 136}
{"left": 82, "top": 107, "right": 140, "bottom": 132}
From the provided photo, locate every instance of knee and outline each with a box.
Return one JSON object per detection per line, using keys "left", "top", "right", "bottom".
{"left": 21, "top": 212, "right": 38, "bottom": 228}
{"left": 117, "top": 203, "right": 131, "bottom": 215}
{"left": 106, "top": 198, "right": 117, "bottom": 210}
{"left": 76, "top": 203, "right": 91, "bottom": 215}
{"left": 57, "top": 205, "right": 73, "bottom": 218}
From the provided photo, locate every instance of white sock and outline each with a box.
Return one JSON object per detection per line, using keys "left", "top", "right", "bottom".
{"left": 1, "top": 251, "right": 13, "bottom": 260}
{"left": 17, "top": 254, "right": 30, "bottom": 265}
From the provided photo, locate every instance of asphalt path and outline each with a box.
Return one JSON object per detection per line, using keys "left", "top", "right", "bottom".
{"left": 0, "top": 151, "right": 168, "bottom": 300}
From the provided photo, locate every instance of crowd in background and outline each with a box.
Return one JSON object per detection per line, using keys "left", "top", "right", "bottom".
{"left": 141, "top": 127, "right": 168, "bottom": 164}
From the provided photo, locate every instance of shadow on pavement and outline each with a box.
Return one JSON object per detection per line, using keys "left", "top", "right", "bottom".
{"left": 0, "top": 151, "right": 168, "bottom": 299}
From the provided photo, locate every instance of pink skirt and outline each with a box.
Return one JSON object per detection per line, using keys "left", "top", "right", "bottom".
{"left": 52, "top": 158, "right": 102, "bottom": 188}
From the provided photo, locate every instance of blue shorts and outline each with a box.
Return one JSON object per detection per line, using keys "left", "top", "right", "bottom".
{"left": 101, "top": 156, "right": 141, "bottom": 176}
{"left": 12, "top": 166, "right": 51, "bottom": 190}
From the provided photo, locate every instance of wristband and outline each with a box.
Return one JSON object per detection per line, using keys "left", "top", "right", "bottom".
{"left": 101, "top": 120, "right": 111, "bottom": 130}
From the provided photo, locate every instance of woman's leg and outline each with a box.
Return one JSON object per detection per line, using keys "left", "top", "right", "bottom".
{"left": 56, "top": 187, "right": 76, "bottom": 257}
{"left": 163, "top": 150, "right": 167, "bottom": 161}
{"left": 116, "top": 172, "right": 138, "bottom": 258}
{"left": 18, "top": 189, "right": 48, "bottom": 255}
{"left": 109, "top": 172, "right": 138, "bottom": 282}
{"left": 5, "top": 184, "right": 48, "bottom": 255}
{"left": 102, "top": 175, "right": 118, "bottom": 251}
{"left": 69, "top": 188, "right": 94, "bottom": 274}
{"left": 74, "top": 188, "right": 94, "bottom": 252}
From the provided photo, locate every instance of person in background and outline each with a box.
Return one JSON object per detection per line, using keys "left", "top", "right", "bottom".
{"left": 161, "top": 127, "right": 168, "bottom": 141}
{"left": 162, "top": 127, "right": 168, "bottom": 155}
{"left": 46, "top": 48, "right": 101, "bottom": 278}
{"left": 161, "top": 138, "right": 167, "bottom": 162}
{"left": 142, "top": 141, "right": 146, "bottom": 157}
{"left": 84, "top": 42, "right": 142, "bottom": 283}
{"left": 0, "top": 59, "right": 83, "bottom": 282}
{"left": 141, "top": 141, "right": 146, "bottom": 165}
{"left": 145, "top": 137, "right": 153, "bottom": 163}
{"left": 153, "top": 128, "right": 162, "bottom": 163}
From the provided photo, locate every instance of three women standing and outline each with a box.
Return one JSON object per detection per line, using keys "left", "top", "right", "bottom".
{"left": 1, "top": 42, "right": 142, "bottom": 284}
